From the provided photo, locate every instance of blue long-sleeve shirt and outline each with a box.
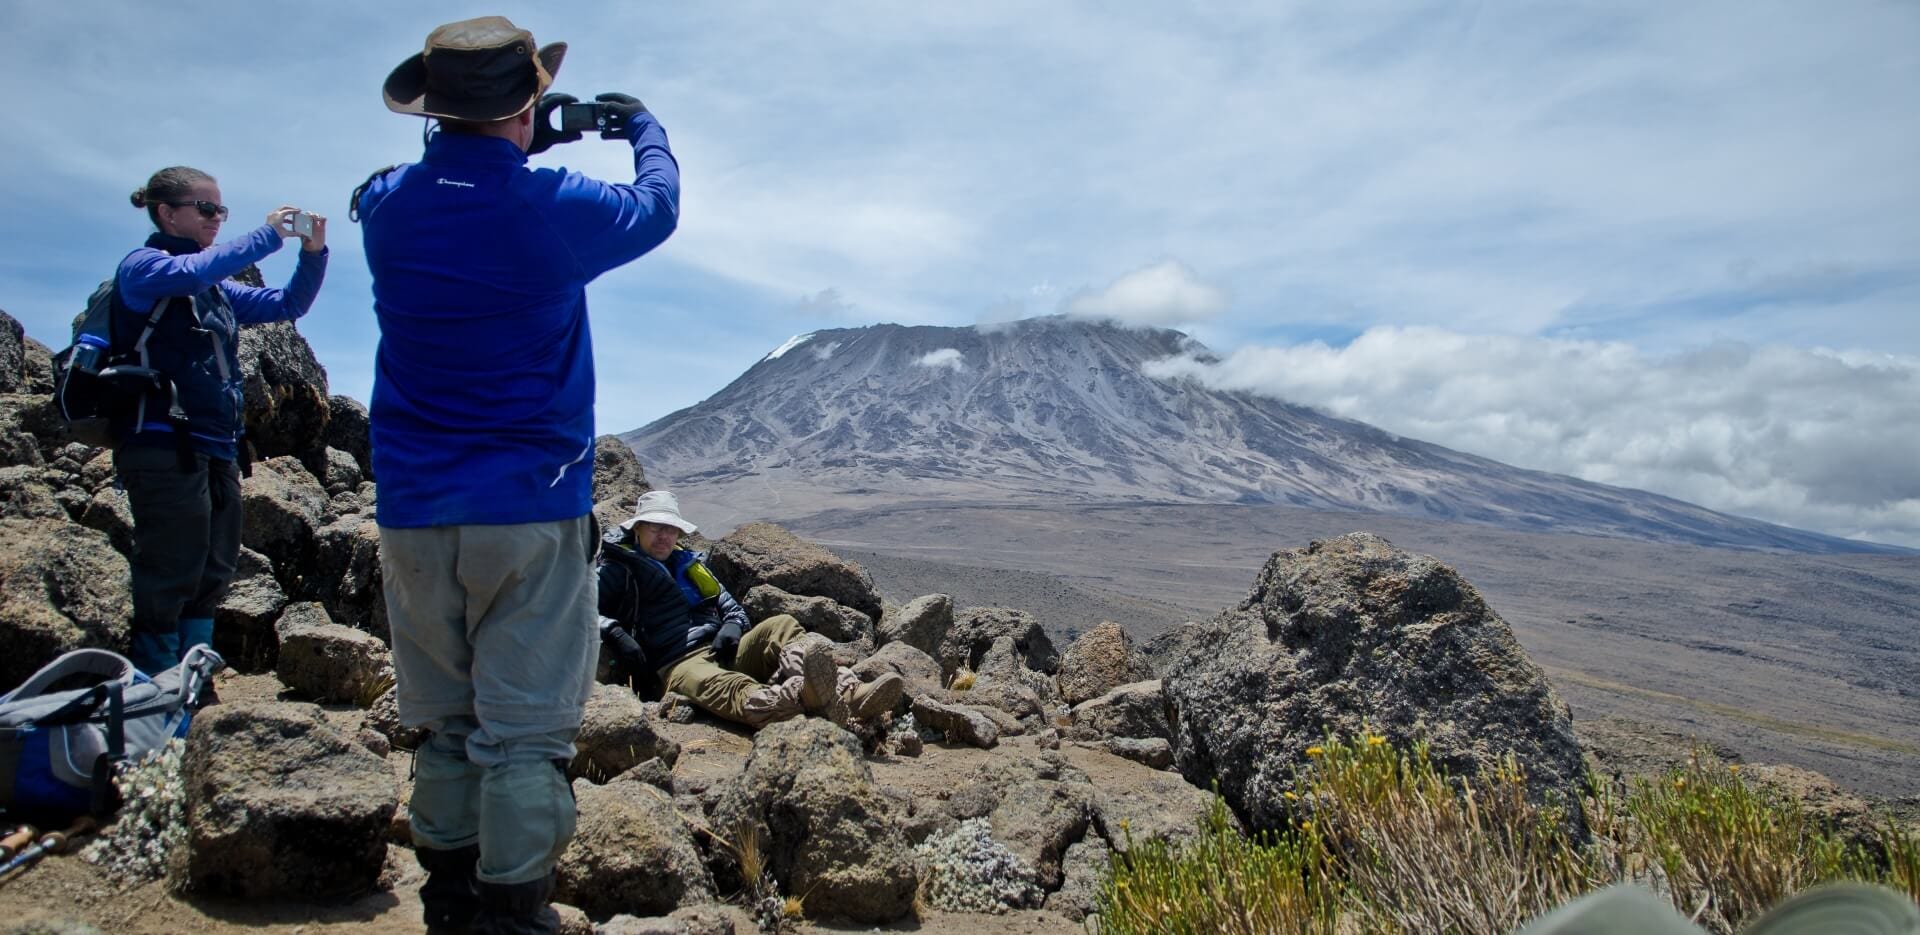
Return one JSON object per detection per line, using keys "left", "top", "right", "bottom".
{"left": 119, "top": 224, "right": 327, "bottom": 324}
{"left": 358, "top": 113, "right": 680, "bottom": 528}
{"left": 114, "top": 227, "right": 327, "bottom": 458}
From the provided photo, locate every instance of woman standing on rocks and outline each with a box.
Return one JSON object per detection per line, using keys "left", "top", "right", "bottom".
{"left": 115, "top": 165, "right": 328, "bottom": 678}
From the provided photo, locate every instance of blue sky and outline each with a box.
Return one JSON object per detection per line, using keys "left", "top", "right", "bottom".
{"left": 2, "top": 2, "right": 1916, "bottom": 545}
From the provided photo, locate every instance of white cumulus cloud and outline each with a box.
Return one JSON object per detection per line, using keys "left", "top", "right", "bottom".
{"left": 914, "top": 348, "right": 967, "bottom": 372}
{"left": 1067, "top": 261, "right": 1228, "bottom": 327}
{"left": 1145, "top": 328, "right": 1920, "bottom": 548}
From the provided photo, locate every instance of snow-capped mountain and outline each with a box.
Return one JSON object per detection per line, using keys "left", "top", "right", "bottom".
{"left": 622, "top": 317, "right": 1890, "bottom": 553}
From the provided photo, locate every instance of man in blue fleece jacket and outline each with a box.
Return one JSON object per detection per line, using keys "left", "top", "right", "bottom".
{"left": 357, "top": 16, "right": 678, "bottom": 934}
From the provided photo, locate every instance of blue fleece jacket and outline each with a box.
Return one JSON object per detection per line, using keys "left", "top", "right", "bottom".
{"left": 357, "top": 114, "right": 679, "bottom": 528}
{"left": 115, "top": 226, "right": 328, "bottom": 459}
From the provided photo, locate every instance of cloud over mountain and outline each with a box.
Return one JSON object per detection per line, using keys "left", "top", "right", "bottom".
{"left": 1146, "top": 328, "right": 1920, "bottom": 547}
{"left": 1067, "top": 261, "right": 1228, "bottom": 327}
{"left": 914, "top": 348, "right": 967, "bottom": 372}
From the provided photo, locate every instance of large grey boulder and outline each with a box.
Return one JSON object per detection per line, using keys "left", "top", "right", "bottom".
{"left": 555, "top": 775, "right": 713, "bottom": 919}
{"left": 876, "top": 593, "right": 952, "bottom": 659}
{"left": 1057, "top": 621, "right": 1155, "bottom": 705}
{"left": 322, "top": 394, "right": 373, "bottom": 482}
{"left": 740, "top": 584, "right": 873, "bottom": 644}
{"left": 1163, "top": 533, "right": 1586, "bottom": 834}
{"left": 274, "top": 601, "right": 390, "bottom": 705}
{"left": 212, "top": 547, "right": 287, "bottom": 673}
{"left": 0, "top": 518, "right": 130, "bottom": 687}
{"left": 239, "top": 456, "right": 329, "bottom": 591}
{"left": 911, "top": 695, "right": 1000, "bottom": 749}
{"left": 1067, "top": 680, "right": 1170, "bottom": 743}
{"left": 964, "top": 636, "right": 1052, "bottom": 721}
{"left": 1088, "top": 765, "right": 1231, "bottom": 855}
{"left": 307, "top": 514, "right": 385, "bottom": 638}
{"left": 706, "top": 524, "right": 882, "bottom": 622}
{"left": 709, "top": 719, "right": 917, "bottom": 923}
{"left": 179, "top": 702, "right": 397, "bottom": 899}
{"left": 938, "top": 607, "right": 1058, "bottom": 678}
{"left": 236, "top": 321, "right": 330, "bottom": 461}
{"left": 571, "top": 684, "right": 681, "bottom": 782}
{"left": 851, "top": 641, "right": 943, "bottom": 697}
{"left": 591, "top": 436, "right": 651, "bottom": 534}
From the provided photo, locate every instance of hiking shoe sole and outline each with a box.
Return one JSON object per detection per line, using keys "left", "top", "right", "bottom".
{"left": 796, "top": 636, "right": 838, "bottom": 714}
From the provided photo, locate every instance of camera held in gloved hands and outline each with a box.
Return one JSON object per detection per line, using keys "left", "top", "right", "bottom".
{"left": 711, "top": 621, "right": 743, "bottom": 668}
{"left": 532, "top": 92, "right": 647, "bottom": 150}
{"left": 560, "top": 92, "right": 648, "bottom": 139}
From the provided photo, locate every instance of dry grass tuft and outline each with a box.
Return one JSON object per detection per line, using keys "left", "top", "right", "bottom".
{"left": 947, "top": 666, "right": 977, "bottom": 692}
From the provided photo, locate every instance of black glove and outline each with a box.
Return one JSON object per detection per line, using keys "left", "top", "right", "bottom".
{"left": 593, "top": 92, "right": 648, "bottom": 138}
{"left": 599, "top": 619, "right": 647, "bottom": 675}
{"left": 711, "top": 621, "right": 744, "bottom": 668}
{"left": 528, "top": 92, "right": 584, "bottom": 155}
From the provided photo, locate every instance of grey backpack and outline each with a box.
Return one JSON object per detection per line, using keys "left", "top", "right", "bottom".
{"left": 0, "top": 646, "right": 221, "bottom": 824}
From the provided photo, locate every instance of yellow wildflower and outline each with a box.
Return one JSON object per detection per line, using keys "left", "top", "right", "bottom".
{"left": 1367, "top": 735, "right": 1386, "bottom": 746}
{"left": 1305, "top": 746, "right": 1325, "bottom": 756}
{"left": 1283, "top": 791, "right": 1299, "bottom": 801}
{"left": 1728, "top": 764, "right": 1740, "bottom": 774}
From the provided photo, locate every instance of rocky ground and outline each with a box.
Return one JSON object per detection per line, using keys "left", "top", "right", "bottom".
{"left": 4, "top": 309, "right": 1912, "bottom": 933}
{"left": 795, "top": 500, "right": 1920, "bottom": 801}
{"left": 0, "top": 673, "right": 1140, "bottom": 935}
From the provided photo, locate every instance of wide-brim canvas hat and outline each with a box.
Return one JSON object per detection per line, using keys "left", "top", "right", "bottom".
{"left": 620, "top": 490, "right": 698, "bottom": 535}
{"left": 383, "top": 16, "right": 565, "bottom": 122}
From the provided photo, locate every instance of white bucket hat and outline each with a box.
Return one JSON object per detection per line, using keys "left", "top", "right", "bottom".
{"left": 620, "top": 490, "right": 697, "bottom": 534}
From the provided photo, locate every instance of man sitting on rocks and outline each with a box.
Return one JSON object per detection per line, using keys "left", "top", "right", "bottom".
{"left": 596, "top": 491, "right": 904, "bottom": 728}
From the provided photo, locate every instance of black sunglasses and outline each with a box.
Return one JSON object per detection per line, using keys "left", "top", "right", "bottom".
{"left": 165, "top": 200, "right": 230, "bottom": 220}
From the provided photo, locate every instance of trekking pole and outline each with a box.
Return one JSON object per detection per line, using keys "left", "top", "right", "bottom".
{"left": 0, "top": 826, "right": 36, "bottom": 862}
{"left": 0, "top": 817, "right": 96, "bottom": 884}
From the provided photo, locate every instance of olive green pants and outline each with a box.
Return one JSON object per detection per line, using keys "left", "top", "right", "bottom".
{"left": 660, "top": 614, "right": 808, "bottom": 724}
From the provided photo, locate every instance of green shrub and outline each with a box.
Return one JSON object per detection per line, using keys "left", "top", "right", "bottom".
{"left": 1093, "top": 735, "right": 1919, "bottom": 935}
{"left": 1617, "top": 755, "right": 1886, "bottom": 932}
{"left": 1298, "top": 733, "right": 1596, "bottom": 933}
{"left": 1882, "top": 818, "right": 1920, "bottom": 903}
{"left": 1097, "top": 795, "right": 1339, "bottom": 935}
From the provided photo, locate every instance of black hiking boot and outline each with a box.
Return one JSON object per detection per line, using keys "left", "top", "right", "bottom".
{"left": 417, "top": 843, "right": 481, "bottom": 934}
{"left": 474, "top": 872, "right": 560, "bottom": 935}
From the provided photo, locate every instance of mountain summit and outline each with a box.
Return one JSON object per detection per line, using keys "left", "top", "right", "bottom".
{"left": 623, "top": 317, "right": 1885, "bottom": 553}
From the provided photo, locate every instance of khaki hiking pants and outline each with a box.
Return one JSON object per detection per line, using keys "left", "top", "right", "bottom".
{"left": 380, "top": 515, "right": 597, "bottom": 886}
{"left": 661, "top": 614, "right": 843, "bottom": 725}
